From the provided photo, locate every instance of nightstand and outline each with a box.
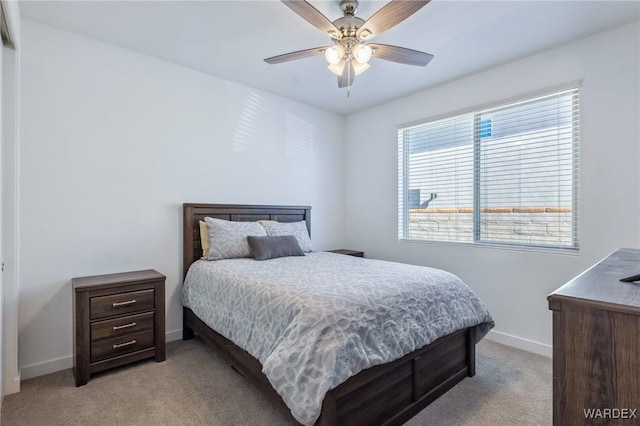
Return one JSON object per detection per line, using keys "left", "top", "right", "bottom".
{"left": 73, "top": 269, "right": 166, "bottom": 386}
{"left": 327, "top": 249, "right": 364, "bottom": 257}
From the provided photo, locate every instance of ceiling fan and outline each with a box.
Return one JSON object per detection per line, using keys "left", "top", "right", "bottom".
{"left": 264, "top": 0, "right": 434, "bottom": 94}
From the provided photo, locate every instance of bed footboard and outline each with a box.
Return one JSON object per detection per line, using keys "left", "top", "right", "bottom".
{"left": 317, "top": 327, "right": 475, "bottom": 426}
{"left": 184, "top": 307, "right": 476, "bottom": 426}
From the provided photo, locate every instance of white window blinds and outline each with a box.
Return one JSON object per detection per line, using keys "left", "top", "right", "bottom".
{"left": 398, "top": 87, "right": 579, "bottom": 250}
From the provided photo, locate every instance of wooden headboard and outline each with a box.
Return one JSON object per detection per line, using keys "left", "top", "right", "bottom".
{"left": 182, "top": 203, "right": 311, "bottom": 278}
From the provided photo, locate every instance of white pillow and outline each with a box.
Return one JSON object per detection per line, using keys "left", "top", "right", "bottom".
{"left": 261, "top": 221, "right": 313, "bottom": 253}
{"left": 204, "top": 217, "right": 267, "bottom": 260}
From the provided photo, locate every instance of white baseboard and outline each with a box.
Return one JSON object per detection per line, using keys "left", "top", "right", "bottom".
{"left": 166, "top": 328, "right": 182, "bottom": 343}
{"left": 484, "top": 330, "right": 552, "bottom": 358}
{"left": 20, "top": 330, "right": 186, "bottom": 382}
{"left": 21, "top": 355, "right": 72, "bottom": 381}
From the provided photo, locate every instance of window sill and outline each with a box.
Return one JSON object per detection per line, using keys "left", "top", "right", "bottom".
{"left": 399, "top": 237, "right": 580, "bottom": 256}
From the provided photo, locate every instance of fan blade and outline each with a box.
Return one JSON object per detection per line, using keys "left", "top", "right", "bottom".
{"left": 264, "top": 47, "right": 328, "bottom": 64}
{"left": 337, "top": 61, "right": 355, "bottom": 88}
{"left": 369, "top": 43, "right": 433, "bottom": 66}
{"left": 357, "top": 0, "right": 430, "bottom": 40}
{"left": 282, "top": 0, "right": 340, "bottom": 37}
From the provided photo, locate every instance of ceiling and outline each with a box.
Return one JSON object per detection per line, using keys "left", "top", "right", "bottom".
{"left": 19, "top": 1, "right": 640, "bottom": 115}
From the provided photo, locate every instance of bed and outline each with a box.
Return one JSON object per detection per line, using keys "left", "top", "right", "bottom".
{"left": 182, "top": 203, "right": 493, "bottom": 426}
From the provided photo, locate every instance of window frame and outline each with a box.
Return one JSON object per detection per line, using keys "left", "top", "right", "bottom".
{"left": 397, "top": 83, "right": 581, "bottom": 252}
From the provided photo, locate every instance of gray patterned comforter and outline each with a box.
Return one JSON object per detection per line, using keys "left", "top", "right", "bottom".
{"left": 182, "top": 252, "right": 494, "bottom": 425}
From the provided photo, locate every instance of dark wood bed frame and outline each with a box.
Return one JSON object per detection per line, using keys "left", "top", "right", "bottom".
{"left": 182, "top": 203, "right": 477, "bottom": 426}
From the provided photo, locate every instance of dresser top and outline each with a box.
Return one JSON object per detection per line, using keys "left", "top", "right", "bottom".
{"left": 72, "top": 269, "right": 165, "bottom": 290}
{"left": 548, "top": 248, "right": 640, "bottom": 313}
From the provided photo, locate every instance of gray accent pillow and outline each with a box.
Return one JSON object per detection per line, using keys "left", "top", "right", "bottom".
{"left": 261, "top": 221, "right": 313, "bottom": 253}
{"left": 247, "top": 235, "right": 305, "bottom": 261}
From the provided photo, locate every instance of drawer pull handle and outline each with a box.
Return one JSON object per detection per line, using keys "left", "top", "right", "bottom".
{"left": 112, "top": 340, "right": 136, "bottom": 349}
{"left": 112, "top": 299, "right": 136, "bottom": 307}
{"left": 112, "top": 322, "right": 136, "bottom": 331}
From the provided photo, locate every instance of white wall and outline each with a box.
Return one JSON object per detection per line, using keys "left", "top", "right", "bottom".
{"left": 19, "top": 20, "right": 345, "bottom": 378}
{"left": 344, "top": 21, "right": 640, "bottom": 356}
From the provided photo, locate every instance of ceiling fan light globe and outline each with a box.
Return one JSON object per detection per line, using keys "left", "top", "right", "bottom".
{"left": 328, "top": 61, "right": 346, "bottom": 76}
{"left": 325, "top": 46, "right": 344, "bottom": 65}
{"left": 353, "top": 44, "right": 372, "bottom": 64}
{"left": 352, "top": 60, "right": 370, "bottom": 75}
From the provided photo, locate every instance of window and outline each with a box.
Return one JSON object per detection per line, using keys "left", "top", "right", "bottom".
{"left": 398, "top": 87, "right": 579, "bottom": 250}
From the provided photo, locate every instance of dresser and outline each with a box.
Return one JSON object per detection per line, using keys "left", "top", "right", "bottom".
{"left": 547, "top": 248, "right": 640, "bottom": 425}
{"left": 73, "top": 269, "right": 166, "bottom": 386}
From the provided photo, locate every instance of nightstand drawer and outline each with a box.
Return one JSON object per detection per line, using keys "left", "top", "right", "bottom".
{"left": 91, "top": 330, "right": 155, "bottom": 363}
{"left": 91, "top": 312, "right": 154, "bottom": 342}
{"left": 90, "top": 289, "right": 154, "bottom": 320}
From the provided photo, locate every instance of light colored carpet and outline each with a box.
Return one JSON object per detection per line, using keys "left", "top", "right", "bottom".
{"left": 1, "top": 338, "right": 551, "bottom": 425}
